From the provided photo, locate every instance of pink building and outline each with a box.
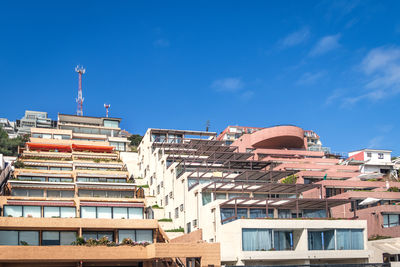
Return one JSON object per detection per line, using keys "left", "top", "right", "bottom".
{"left": 231, "top": 125, "right": 400, "bottom": 238}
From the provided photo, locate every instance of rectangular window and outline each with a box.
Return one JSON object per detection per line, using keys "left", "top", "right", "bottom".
{"left": 23, "top": 206, "right": 41, "bottom": 218}
{"left": 97, "top": 207, "right": 112, "bottom": 219}
{"left": 383, "top": 214, "right": 400, "bottom": 228}
{"left": 60, "top": 207, "right": 76, "bottom": 218}
{"left": 103, "top": 120, "right": 119, "bottom": 128}
{"left": 175, "top": 207, "right": 179, "bottom": 218}
{"left": 242, "top": 228, "right": 273, "bottom": 251}
{"left": 4, "top": 206, "right": 22, "bottom": 217}
{"left": 202, "top": 192, "right": 212, "bottom": 205}
{"left": 0, "top": 231, "right": 40, "bottom": 246}
{"left": 303, "top": 209, "right": 326, "bottom": 218}
{"left": 118, "top": 230, "right": 152, "bottom": 243}
{"left": 378, "top": 153, "right": 384, "bottom": 159}
{"left": 44, "top": 206, "right": 61, "bottom": 218}
{"left": 83, "top": 231, "right": 114, "bottom": 241}
{"left": 81, "top": 206, "right": 97, "bottom": 218}
{"left": 308, "top": 230, "right": 335, "bottom": 250}
{"left": 274, "top": 231, "right": 293, "bottom": 250}
{"left": 336, "top": 229, "right": 364, "bottom": 250}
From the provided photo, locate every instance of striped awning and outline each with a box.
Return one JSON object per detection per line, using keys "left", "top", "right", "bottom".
{"left": 7, "top": 200, "right": 75, "bottom": 206}
{"left": 80, "top": 201, "right": 144, "bottom": 207}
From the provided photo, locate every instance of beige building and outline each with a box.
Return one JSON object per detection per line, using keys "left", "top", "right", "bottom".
{"left": 138, "top": 128, "right": 372, "bottom": 266}
{"left": 0, "top": 116, "right": 220, "bottom": 267}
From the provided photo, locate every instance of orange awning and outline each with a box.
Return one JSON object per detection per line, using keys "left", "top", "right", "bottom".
{"left": 72, "top": 144, "right": 114, "bottom": 152}
{"left": 26, "top": 143, "right": 72, "bottom": 152}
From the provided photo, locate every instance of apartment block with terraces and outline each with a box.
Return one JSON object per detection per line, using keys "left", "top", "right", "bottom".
{"left": 0, "top": 115, "right": 219, "bottom": 267}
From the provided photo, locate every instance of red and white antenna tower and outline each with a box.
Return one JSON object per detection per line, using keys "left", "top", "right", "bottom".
{"left": 104, "top": 104, "right": 111, "bottom": 117}
{"left": 75, "top": 65, "right": 85, "bottom": 116}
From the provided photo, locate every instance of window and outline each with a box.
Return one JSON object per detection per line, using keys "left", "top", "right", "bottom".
{"left": 202, "top": 192, "right": 212, "bottom": 205}
{"left": 193, "top": 219, "right": 198, "bottom": 228}
{"left": 0, "top": 231, "right": 39, "bottom": 246}
{"left": 165, "top": 195, "right": 168, "bottom": 205}
{"left": 187, "top": 222, "right": 191, "bottom": 233}
{"left": 80, "top": 206, "right": 143, "bottom": 219}
{"left": 118, "top": 230, "right": 153, "bottom": 243}
{"left": 326, "top": 188, "right": 342, "bottom": 198}
{"left": 308, "top": 230, "right": 335, "bottom": 250}
{"left": 242, "top": 229, "right": 273, "bottom": 251}
{"left": 303, "top": 209, "right": 326, "bottom": 218}
{"left": 44, "top": 207, "right": 76, "bottom": 218}
{"left": 383, "top": 214, "right": 400, "bottom": 228}
{"left": 47, "top": 190, "right": 74, "bottom": 198}
{"left": 274, "top": 231, "right": 293, "bottom": 250}
{"left": 336, "top": 229, "right": 364, "bottom": 250}
{"left": 12, "top": 189, "right": 44, "bottom": 197}
{"left": 42, "top": 231, "right": 76, "bottom": 245}
{"left": 83, "top": 231, "right": 114, "bottom": 241}
{"left": 249, "top": 208, "right": 273, "bottom": 219}
{"left": 103, "top": 120, "right": 119, "bottom": 128}
{"left": 180, "top": 204, "right": 184, "bottom": 212}
{"left": 378, "top": 153, "right": 384, "bottom": 159}
{"left": 110, "top": 142, "right": 126, "bottom": 151}
{"left": 367, "top": 152, "right": 372, "bottom": 158}
{"left": 175, "top": 207, "right": 179, "bottom": 218}
{"left": 78, "top": 190, "right": 133, "bottom": 198}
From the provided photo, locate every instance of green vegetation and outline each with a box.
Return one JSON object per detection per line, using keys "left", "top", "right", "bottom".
{"left": 387, "top": 187, "right": 399, "bottom": 192}
{"left": 281, "top": 174, "right": 297, "bottom": 184}
{"left": 72, "top": 236, "right": 150, "bottom": 247}
{"left": 368, "top": 235, "right": 392, "bottom": 241}
{"left": 137, "top": 184, "right": 149, "bottom": 188}
{"left": 164, "top": 227, "right": 184, "bottom": 233}
{"left": 0, "top": 127, "right": 28, "bottom": 156}
{"left": 128, "top": 134, "right": 143, "bottom": 147}
{"left": 151, "top": 204, "right": 163, "bottom": 209}
{"left": 158, "top": 218, "right": 173, "bottom": 222}
{"left": 13, "top": 160, "right": 25, "bottom": 168}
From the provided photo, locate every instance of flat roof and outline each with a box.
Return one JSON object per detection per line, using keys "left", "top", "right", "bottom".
{"left": 150, "top": 128, "right": 217, "bottom": 136}
{"left": 349, "top": 148, "right": 392, "bottom": 153}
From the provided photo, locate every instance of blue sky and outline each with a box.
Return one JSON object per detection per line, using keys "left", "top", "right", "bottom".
{"left": 1, "top": 1, "right": 399, "bottom": 155}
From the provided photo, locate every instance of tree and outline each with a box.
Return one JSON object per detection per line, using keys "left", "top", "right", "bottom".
{"left": 0, "top": 127, "right": 28, "bottom": 156}
{"left": 128, "top": 134, "right": 143, "bottom": 147}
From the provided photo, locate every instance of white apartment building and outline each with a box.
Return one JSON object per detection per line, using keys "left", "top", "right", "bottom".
{"left": 348, "top": 149, "right": 395, "bottom": 178}
{"left": 138, "top": 128, "right": 371, "bottom": 265}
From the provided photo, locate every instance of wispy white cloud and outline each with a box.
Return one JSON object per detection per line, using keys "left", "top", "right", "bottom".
{"left": 368, "top": 136, "right": 384, "bottom": 148}
{"left": 343, "top": 46, "right": 400, "bottom": 104}
{"left": 211, "top": 77, "right": 244, "bottom": 92}
{"left": 240, "top": 91, "right": 254, "bottom": 101}
{"left": 280, "top": 27, "right": 310, "bottom": 48}
{"left": 153, "top": 39, "right": 170, "bottom": 47}
{"left": 296, "top": 71, "right": 325, "bottom": 85}
{"left": 309, "top": 34, "right": 341, "bottom": 56}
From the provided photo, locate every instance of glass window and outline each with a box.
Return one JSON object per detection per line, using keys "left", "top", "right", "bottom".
{"left": 308, "top": 230, "right": 335, "bottom": 250}
{"left": 42, "top": 231, "right": 60, "bottom": 245}
{"left": 249, "top": 209, "right": 273, "bottom": 219}
{"left": 136, "top": 230, "right": 153, "bottom": 243}
{"left": 118, "top": 230, "right": 135, "bottom": 242}
{"left": 274, "top": 231, "right": 293, "bottom": 250}
{"left": 128, "top": 208, "right": 143, "bottom": 219}
{"left": 278, "top": 209, "right": 291, "bottom": 218}
{"left": 61, "top": 191, "right": 74, "bottom": 198}
{"left": 23, "top": 206, "right": 41, "bottom": 218}
{"left": 242, "top": 228, "right": 273, "bottom": 251}
{"left": 78, "top": 190, "right": 92, "bottom": 197}
{"left": 103, "top": 120, "right": 119, "bottom": 128}
{"left": 97, "top": 207, "right": 112, "bottom": 219}
{"left": 113, "top": 207, "right": 128, "bottom": 219}
{"left": 220, "top": 208, "right": 235, "bottom": 224}
{"left": 61, "top": 232, "right": 76, "bottom": 245}
{"left": 336, "top": 229, "right": 363, "bottom": 250}
{"left": 202, "top": 192, "right": 212, "bottom": 205}
{"left": 383, "top": 214, "right": 400, "bottom": 228}
{"left": 303, "top": 209, "right": 326, "bottom": 218}
{"left": 215, "top": 193, "right": 227, "bottom": 200}
{"left": 81, "top": 206, "right": 97, "bottom": 218}
{"left": 83, "top": 231, "right": 113, "bottom": 241}
{"left": 0, "top": 231, "right": 19, "bottom": 245}
{"left": 44, "top": 207, "right": 60, "bottom": 218}
{"left": 4, "top": 206, "right": 23, "bottom": 217}
{"left": 60, "top": 207, "right": 76, "bottom": 218}
{"left": 29, "top": 189, "right": 44, "bottom": 197}
{"left": 19, "top": 231, "right": 39, "bottom": 246}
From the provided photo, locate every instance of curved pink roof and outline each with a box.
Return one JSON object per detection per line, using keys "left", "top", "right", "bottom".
{"left": 249, "top": 125, "right": 305, "bottom": 149}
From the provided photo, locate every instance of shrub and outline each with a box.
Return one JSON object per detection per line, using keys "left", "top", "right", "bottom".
{"left": 164, "top": 227, "right": 184, "bottom": 233}
{"left": 388, "top": 187, "right": 399, "bottom": 192}
{"left": 158, "top": 218, "right": 173, "bottom": 222}
{"left": 281, "top": 175, "right": 297, "bottom": 184}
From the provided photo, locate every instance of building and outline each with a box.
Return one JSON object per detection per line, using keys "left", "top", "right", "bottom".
{"left": 16, "top": 110, "right": 56, "bottom": 136}
{"left": 217, "top": 125, "right": 330, "bottom": 154}
{"left": 0, "top": 115, "right": 220, "bottom": 267}
{"left": 138, "top": 127, "right": 371, "bottom": 266}
{"left": 347, "top": 149, "right": 395, "bottom": 178}
{"left": 57, "top": 113, "right": 130, "bottom": 152}
{"left": 0, "top": 118, "right": 17, "bottom": 138}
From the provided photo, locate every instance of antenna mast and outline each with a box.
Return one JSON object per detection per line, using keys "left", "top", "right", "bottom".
{"left": 75, "top": 65, "right": 85, "bottom": 116}
{"left": 104, "top": 104, "right": 111, "bottom": 117}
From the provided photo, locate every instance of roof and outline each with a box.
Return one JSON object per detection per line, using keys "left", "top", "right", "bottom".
{"left": 150, "top": 128, "right": 217, "bottom": 137}
{"left": 349, "top": 148, "right": 392, "bottom": 153}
